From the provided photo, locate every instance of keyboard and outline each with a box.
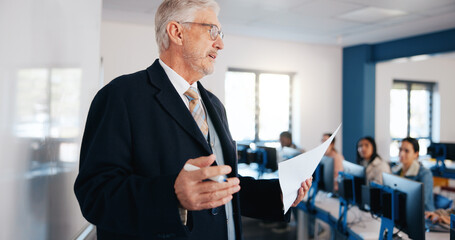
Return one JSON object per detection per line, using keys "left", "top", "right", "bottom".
{"left": 425, "top": 218, "right": 450, "bottom": 233}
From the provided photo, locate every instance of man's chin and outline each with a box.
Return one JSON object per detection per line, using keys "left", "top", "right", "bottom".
{"left": 204, "top": 68, "right": 214, "bottom": 75}
{"left": 201, "top": 65, "right": 214, "bottom": 76}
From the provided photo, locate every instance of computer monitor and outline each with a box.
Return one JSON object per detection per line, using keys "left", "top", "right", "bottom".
{"left": 236, "top": 143, "right": 250, "bottom": 164}
{"left": 428, "top": 142, "right": 455, "bottom": 161}
{"left": 317, "top": 156, "right": 335, "bottom": 193}
{"left": 256, "top": 145, "right": 278, "bottom": 171}
{"left": 382, "top": 173, "right": 425, "bottom": 240}
{"left": 342, "top": 160, "right": 365, "bottom": 177}
{"left": 338, "top": 160, "right": 366, "bottom": 206}
{"left": 447, "top": 143, "right": 455, "bottom": 161}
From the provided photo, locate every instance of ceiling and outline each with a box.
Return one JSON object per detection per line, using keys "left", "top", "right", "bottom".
{"left": 102, "top": 0, "right": 455, "bottom": 46}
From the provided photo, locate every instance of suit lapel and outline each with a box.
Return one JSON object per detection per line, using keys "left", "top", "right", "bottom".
{"left": 198, "top": 82, "right": 237, "bottom": 177}
{"left": 146, "top": 60, "right": 211, "bottom": 154}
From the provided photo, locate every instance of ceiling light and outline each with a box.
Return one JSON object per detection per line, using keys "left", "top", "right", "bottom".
{"left": 409, "top": 54, "right": 431, "bottom": 62}
{"left": 390, "top": 57, "right": 408, "bottom": 64}
{"left": 338, "top": 7, "right": 407, "bottom": 23}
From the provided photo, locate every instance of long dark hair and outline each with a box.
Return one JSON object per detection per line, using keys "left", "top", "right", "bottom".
{"left": 356, "top": 136, "right": 381, "bottom": 164}
{"left": 401, "top": 137, "right": 420, "bottom": 154}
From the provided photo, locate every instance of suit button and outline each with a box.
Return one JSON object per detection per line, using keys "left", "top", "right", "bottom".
{"left": 156, "top": 233, "right": 176, "bottom": 239}
{"left": 211, "top": 207, "right": 219, "bottom": 215}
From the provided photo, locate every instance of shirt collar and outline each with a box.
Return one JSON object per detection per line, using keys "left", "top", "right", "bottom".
{"left": 159, "top": 58, "right": 198, "bottom": 96}
{"left": 405, "top": 160, "right": 420, "bottom": 176}
{"left": 393, "top": 160, "right": 420, "bottom": 177}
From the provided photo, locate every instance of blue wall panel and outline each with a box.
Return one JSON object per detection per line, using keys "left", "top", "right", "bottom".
{"left": 373, "top": 29, "right": 455, "bottom": 62}
{"left": 342, "top": 45, "right": 375, "bottom": 162}
{"left": 342, "top": 28, "right": 455, "bottom": 162}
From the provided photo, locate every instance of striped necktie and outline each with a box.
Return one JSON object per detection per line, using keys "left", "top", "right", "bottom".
{"left": 184, "top": 87, "right": 209, "bottom": 139}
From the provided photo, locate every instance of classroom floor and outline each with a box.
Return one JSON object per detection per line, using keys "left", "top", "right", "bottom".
{"left": 242, "top": 216, "right": 297, "bottom": 240}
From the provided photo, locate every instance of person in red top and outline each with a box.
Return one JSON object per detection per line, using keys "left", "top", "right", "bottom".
{"left": 322, "top": 133, "right": 344, "bottom": 192}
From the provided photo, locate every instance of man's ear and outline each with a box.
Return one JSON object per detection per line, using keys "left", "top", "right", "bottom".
{"left": 167, "top": 21, "right": 184, "bottom": 46}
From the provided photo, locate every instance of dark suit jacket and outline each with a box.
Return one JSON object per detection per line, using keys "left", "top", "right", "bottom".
{"left": 74, "top": 59, "right": 288, "bottom": 240}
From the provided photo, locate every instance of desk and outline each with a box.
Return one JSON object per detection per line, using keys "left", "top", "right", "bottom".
{"left": 297, "top": 192, "right": 449, "bottom": 240}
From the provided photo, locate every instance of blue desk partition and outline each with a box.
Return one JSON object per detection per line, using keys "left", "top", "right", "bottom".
{"left": 370, "top": 182, "right": 396, "bottom": 240}
{"left": 338, "top": 172, "right": 355, "bottom": 232}
{"left": 451, "top": 214, "right": 455, "bottom": 240}
{"left": 297, "top": 201, "right": 363, "bottom": 240}
{"left": 298, "top": 170, "right": 363, "bottom": 240}
{"left": 307, "top": 164, "right": 321, "bottom": 209}
{"left": 430, "top": 143, "right": 455, "bottom": 179}
{"left": 254, "top": 148, "right": 268, "bottom": 178}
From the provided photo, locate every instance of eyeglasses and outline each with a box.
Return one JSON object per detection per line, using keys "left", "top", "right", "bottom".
{"left": 179, "top": 22, "right": 224, "bottom": 41}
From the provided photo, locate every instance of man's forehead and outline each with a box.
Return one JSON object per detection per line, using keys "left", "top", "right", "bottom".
{"left": 194, "top": 8, "right": 221, "bottom": 27}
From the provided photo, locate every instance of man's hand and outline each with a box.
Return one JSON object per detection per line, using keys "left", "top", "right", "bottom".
{"left": 291, "top": 178, "right": 312, "bottom": 207}
{"left": 174, "top": 155, "right": 241, "bottom": 211}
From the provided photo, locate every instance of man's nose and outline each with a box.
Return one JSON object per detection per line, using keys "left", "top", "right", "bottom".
{"left": 214, "top": 36, "right": 224, "bottom": 50}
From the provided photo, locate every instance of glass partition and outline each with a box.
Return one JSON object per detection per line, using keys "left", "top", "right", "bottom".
{"left": 0, "top": 1, "right": 101, "bottom": 239}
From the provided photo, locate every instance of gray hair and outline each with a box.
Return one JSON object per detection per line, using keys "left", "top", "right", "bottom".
{"left": 155, "top": 0, "right": 220, "bottom": 54}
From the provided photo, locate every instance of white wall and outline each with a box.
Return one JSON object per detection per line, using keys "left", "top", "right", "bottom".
{"left": 376, "top": 57, "right": 455, "bottom": 160}
{"left": 101, "top": 21, "right": 343, "bottom": 152}
{"left": 0, "top": 0, "right": 101, "bottom": 239}
{"left": 101, "top": 21, "right": 159, "bottom": 84}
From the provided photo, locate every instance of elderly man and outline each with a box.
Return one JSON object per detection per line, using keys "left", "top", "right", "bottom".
{"left": 74, "top": 0, "right": 312, "bottom": 239}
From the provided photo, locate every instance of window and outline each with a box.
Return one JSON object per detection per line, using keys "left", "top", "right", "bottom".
{"left": 225, "top": 69, "right": 293, "bottom": 142}
{"left": 390, "top": 80, "right": 434, "bottom": 158}
{"left": 14, "top": 68, "right": 82, "bottom": 164}
{"left": 15, "top": 68, "right": 82, "bottom": 139}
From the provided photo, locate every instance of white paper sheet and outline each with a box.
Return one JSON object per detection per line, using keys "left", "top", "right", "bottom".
{"left": 278, "top": 124, "right": 341, "bottom": 213}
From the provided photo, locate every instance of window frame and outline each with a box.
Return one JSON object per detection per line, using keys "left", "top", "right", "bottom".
{"left": 390, "top": 79, "right": 435, "bottom": 154}
{"left": 226, "top": 68, "right": 295, "bottom": 143}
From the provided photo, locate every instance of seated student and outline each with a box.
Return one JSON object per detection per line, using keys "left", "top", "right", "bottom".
{"left": 356, "top": 136, "right": 391, "bottom": 185}
{"left": 392, "top": 137, "right": 435, "bottom": 211}
{"left": 277, "top": 131, "right": 303, "bottom": 163}
{"left": 322, "top": 133, "right": 344, "bottom": 192}
{"left": 279, "top": 131, "right": 303, "bottom": 152}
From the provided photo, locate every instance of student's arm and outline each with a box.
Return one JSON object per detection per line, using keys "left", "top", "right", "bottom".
{"left": 421, "top": 169, "right": 435, "bottom": 211}
{"left": 333, "top": 153, "right": 344, "bottom": 191}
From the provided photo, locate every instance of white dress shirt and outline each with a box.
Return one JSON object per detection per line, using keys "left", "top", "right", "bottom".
{"left": 159, "top": 59, "right": 198, "bottom": 109}
{"left": 159, "top": 59, "right": 236, "bottom": 240}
